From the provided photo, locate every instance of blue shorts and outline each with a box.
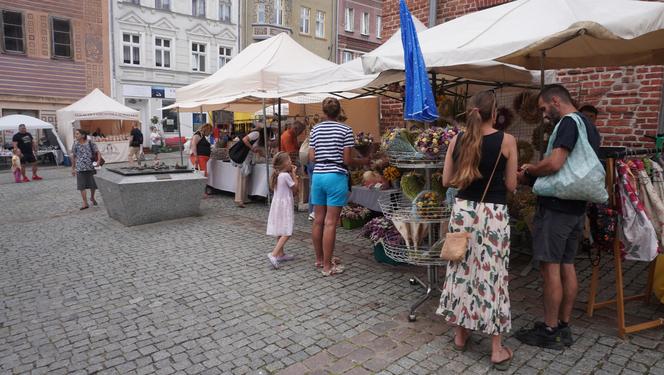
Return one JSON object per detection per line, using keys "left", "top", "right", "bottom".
{"left": 311, "top": 173, "right": 349, "bottom": 207}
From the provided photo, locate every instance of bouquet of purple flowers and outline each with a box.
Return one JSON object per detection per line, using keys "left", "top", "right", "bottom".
{"left": 415, "top": 126, "right": 459, "bottom": 159}
{"left": 355, "top": 132, "right": 374, "bottom": 146}
{"left": 362, "top": 216, "right": 403, "bottom": 245}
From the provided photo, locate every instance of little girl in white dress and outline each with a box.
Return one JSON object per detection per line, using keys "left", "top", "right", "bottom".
{"left": 266, "top": 152, "right": 299, "bottom": 269}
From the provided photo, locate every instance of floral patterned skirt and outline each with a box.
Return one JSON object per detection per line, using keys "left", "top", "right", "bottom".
{"left": 436, "top": 198, "right": 511, "bottom": 335}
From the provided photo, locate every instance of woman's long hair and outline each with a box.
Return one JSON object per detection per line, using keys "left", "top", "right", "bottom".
{"left": 270, "top": 152, "right": 291, "bottom": 191}
{"left": 449, "top": 90, "right": 496, "bottom": 190}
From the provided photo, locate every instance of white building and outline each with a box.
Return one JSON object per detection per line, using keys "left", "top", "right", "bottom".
{"left": 111, "top": 0, "right": 239, "bottom": 139}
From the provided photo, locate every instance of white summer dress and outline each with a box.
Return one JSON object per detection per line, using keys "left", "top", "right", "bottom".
{"left": 266, "top": 172, "right": 295, "bottom": 236}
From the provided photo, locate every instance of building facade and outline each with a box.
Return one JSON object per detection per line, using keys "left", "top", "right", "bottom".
{"left": 240, "top": 0, "right": 336, "bottom": 61}
{"left": 379, "top": 0, "right": 664, "bottom": 149}
{"left": 111, "top": 0, "right": 239, "bottom": 137}
{"left": 337, "top": 0, "right": 382, "bottom": 63}
{"left": 0, "top": 0, "right": 110, "bottom": 129}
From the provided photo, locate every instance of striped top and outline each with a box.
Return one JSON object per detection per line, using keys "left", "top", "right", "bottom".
{"left": 310, "top": 120, "right": 355, "bottom": 174}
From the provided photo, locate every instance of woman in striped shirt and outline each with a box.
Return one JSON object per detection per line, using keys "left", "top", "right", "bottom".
{"left": 308, "top": 98, "right": 369, "bottom": 276}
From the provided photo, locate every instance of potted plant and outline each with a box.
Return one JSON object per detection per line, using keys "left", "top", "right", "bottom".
{"left": 340, "top": 205, "right": 371, "bottom": 229}
{"left": 362, "top": 216, "right": 404, "bottom": 265}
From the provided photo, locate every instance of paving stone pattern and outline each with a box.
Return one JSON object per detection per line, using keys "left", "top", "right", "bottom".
{"left": 1, "top": 161, "right": 663, "bottom": 375}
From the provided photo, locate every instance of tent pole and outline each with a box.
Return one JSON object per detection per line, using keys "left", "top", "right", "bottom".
{"left": 177, "top": 107, "right": 183, "bottom": 166}
{"left": 538, "top": 50, "right": 546, "bottom": 160}
{"left": 277, "top": 97, "right": 282, "bottom": 152}
{"left": 263, "top": 98, "right": 271, "bottom": 205}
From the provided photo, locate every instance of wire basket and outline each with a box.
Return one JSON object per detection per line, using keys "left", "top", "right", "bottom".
{"left": 382, "top": 241, "right": 449, "bottom": 266}
{"left": 387, "top": 151, "right": 444, "bottom": 169}
{"left": 378, "top": 191, "right": 452, "bottom": 224}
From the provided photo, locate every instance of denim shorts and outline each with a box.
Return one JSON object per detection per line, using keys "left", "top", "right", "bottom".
{"left": 311, "top": 172, "right": 349, "bottom": 207}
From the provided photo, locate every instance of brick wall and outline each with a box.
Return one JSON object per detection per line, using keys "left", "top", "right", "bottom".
{"left": 378, "top": 0, "right": 664, "bottom": 148}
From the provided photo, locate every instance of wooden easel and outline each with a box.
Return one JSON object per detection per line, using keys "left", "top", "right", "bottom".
{"left": 586, "top": 154, "right": 664, "bottom": 338}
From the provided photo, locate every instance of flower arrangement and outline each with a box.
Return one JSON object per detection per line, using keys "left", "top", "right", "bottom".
{"left": 381, "top": 128, "right": 417, "bottom": 153}
{"left": 383, "top": 166, "right": 401, "bottom": 182}
{"left": 362, "top": 216, "right": 402, "bottom": 245}
{"left": 414, "top": 126, "right": 459, "bottom": 158}
{"left": 355, "top": 132, "right": 374, "bottom": 146}
{"left": 494, "top": 107, "right": 514, "bottom": 131}
{"left": 341, "top": 205, "right": 371, "bottom": 221}
{"left": 412, "top": 190, "right": 443, "bottom": 218}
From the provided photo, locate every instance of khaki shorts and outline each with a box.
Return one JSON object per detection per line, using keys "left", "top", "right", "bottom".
{"left": 128, "top": 146, "right": 141, "bottom": 161}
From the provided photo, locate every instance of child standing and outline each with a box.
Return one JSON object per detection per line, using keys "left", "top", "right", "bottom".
{"left": 11, "top": 148, "right": 22, "bottom": 183}
{"left": 266, "top": 152, "right": 299, "bottom": 269}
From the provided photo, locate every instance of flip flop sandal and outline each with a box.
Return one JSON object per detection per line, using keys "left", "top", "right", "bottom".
{"left": 80, "top": 206, "right": 89, "bottom": 210}
{"left": 91, "top": 200, "right": 98, "bottom": 206}
{"left": 492, "top": 347, "right": 513, "bottom": 372}
{"left": 315, "top": 257, "right": 342, "bottom": 268}
{"left": 452, "top": 336, "right": 470, "bottom": 352}
{"left": 321, "top": 264, "right": 345, "bottom": 276}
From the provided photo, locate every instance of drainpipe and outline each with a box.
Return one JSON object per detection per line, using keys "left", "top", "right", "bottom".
{"left": 109, "top": 0, "right": 117, "bottom": 97}
{"left": 428, "top": 0, "right": 437, "bottom": 27}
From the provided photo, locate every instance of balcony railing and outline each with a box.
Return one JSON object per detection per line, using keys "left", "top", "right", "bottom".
{"left": 252, "top": 23, "right": 292, "bottom": 40}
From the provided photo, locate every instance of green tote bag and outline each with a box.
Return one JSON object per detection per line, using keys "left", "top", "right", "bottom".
{"left": 533, "top": 113, "right": 608, "bottom": 203}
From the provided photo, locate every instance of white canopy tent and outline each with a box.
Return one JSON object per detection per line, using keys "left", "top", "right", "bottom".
{"left": 362, "top": 0, "right": 664, "bottom": 73}
{"left": 281, "top": 15, "right": 540, "bottom": 98}
{"left": 0, "top": 114, "right": 67, "bottom": 164}
{"left": 56, "top": 89, "right": 140, "bottom": 151}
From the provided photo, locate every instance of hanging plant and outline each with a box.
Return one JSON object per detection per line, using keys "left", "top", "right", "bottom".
{"left": 494, "top": 107, "right": 514, "bottom": 131}
{"left": 513, "top": 91, "right": 540, "bottom": 124}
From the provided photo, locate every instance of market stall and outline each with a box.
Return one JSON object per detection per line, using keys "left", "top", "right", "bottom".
{"left": 0, "top": 115, "right": 67, "bottom": 165}
{"left": 56, "top": 89, "right": 140, "bottom": 164}
{"left": 206, "top": 159, "right": 272, "bottom": 197}
{"left": 362, "top": 0, "right": 664, "bottom": 336}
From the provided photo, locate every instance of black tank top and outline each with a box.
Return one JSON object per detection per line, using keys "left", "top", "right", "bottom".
{"left": 194, "top": 131, "right": 211, "bottom": 157}
{"left": 453, "top": 131, "right": 507, "bottom": 205}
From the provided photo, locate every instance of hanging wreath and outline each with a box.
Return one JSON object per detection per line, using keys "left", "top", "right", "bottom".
{"left": 531, "top": 122, "right": 557, "bottom": 152}
{"left": 437, "top": 96, "right": 454, "bottom": 118}
{"left": 513, "top": 91, "right": 540, "bottom": 124}
{"left": 494, "top": 107, "right": 514, "bottom": 131}
{"left": 517, "top": 140, "right": 535, "bottom": 165}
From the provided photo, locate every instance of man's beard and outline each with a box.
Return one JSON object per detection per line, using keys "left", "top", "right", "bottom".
{"left": 545, "top": 107, "right": 561, "bottom": 125}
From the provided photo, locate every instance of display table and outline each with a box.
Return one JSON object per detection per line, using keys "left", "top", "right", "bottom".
{"left": 0, "top": 149, "right": 64, "bottom": 165}
{"left": 349, "top": 186, "right": 398, "bottom": 213}
{"left": 96, "top": 141, "right": 129, "bottom": 164}
{"left": 206, "top": 159, "right": 272, "bottom": 197}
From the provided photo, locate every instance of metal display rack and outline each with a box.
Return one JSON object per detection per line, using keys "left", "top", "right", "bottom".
{"left": 378, "top": 152, "right": 451, "bottom": 322}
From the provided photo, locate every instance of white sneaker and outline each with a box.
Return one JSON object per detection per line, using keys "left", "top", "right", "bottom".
{"left": 308, "top": 213, "right": 315, "bottom": 221}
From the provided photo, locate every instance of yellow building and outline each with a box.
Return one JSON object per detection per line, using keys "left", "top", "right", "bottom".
{"left": 240, "top": 0, "right": 336, "bottom": 61}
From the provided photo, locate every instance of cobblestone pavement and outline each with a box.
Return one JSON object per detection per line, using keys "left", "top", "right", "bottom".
{"left": 1, "top": 161, "right": 664, "bottom": 375}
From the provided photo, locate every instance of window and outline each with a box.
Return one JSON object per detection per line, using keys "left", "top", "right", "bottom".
{"left": 191, "top": 42, "right": 206, "bottom": 72}
{"left": 273, "top": 0, "right": 283, "bottom": 25}
{"left": 218, "top": 46, "right": 231, "bottom": 69}
{"left": 342, "top": 51, "right": 353, "bottom": 63}
{"left": 219, "top": 1, "right": 231, "bottom": 22}
{"left": 122, "top": 33, "right": 140, "bottom": 65}
{"left": 315, "top": 11, "right": 325, "bottom": 38}
{"left": 155, "top": 0, "right": 170, "bottom": 10}
{"left": 128, "top": 0, "right": 140, "bottom": 4}
{"left": 376, "top": 16, "right": 382, "bottom": 38}
{"left": 154, "top": 37, "right": 171, "bottom": 68}
{"left": 256, "top": 3, "right": 265, "bottom": 23}
{"left": 51, "top": 18, "right": 72, "bottom": 58}
{"left": 299, "top": 7, "right": 310, "bottom": 34}
{"left": 361, "top": 12, "right": 369, "bottom": 35}
{"left": 344, "top": 8, "right": 353, "bottom": 32}
{"left": 2, "top": 10, "right": 24, "bottom": 53}
{"left": 192, "top": 0, "right": 205, "bottom": 17}
{"left": 161, "top": 100, "right": 178, "bottom": 132}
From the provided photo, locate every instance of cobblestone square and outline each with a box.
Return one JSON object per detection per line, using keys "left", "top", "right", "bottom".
{"left": 1, "top": 164, "right": 663, "bottom": 374}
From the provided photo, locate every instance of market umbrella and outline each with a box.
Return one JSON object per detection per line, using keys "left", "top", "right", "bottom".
{"left": 399, "top": 0, "right": 438, "bottom": 122}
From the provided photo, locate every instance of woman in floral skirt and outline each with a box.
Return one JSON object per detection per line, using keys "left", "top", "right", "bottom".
{"left": 438, "top": 90, "right": 518, "bottom": 371}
